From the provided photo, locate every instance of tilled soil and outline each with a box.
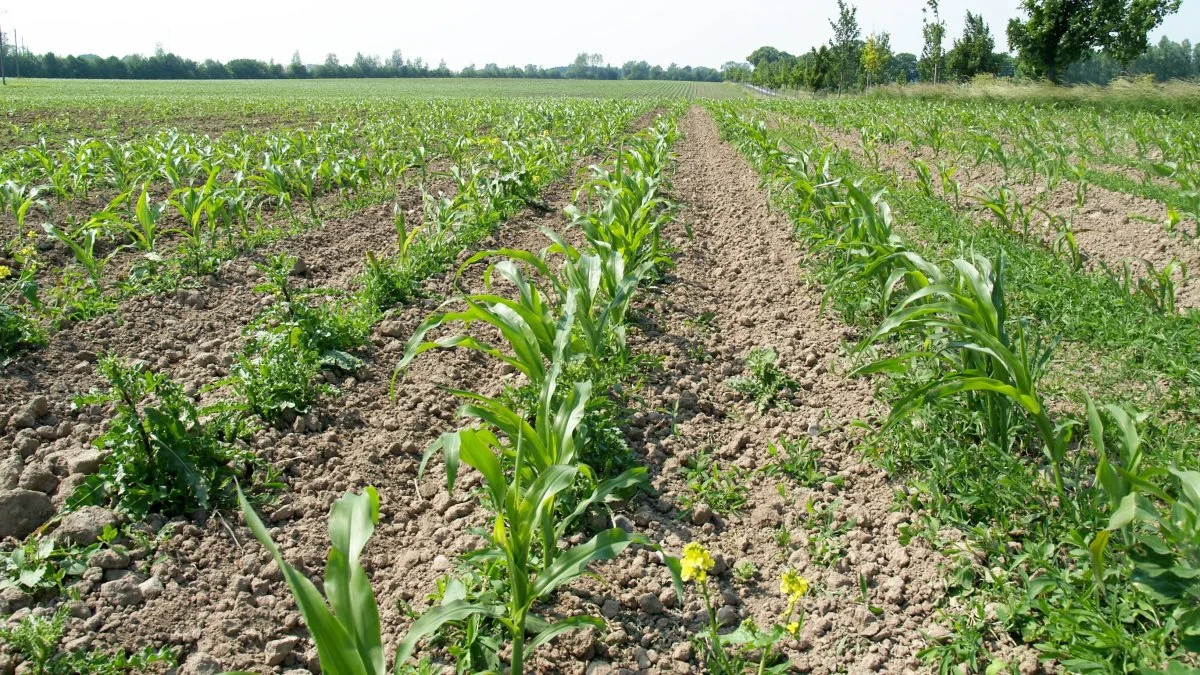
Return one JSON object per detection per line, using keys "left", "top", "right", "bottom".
{"left": 0, "top": 107, "right": 995, "bottom": 675}
{"left": 810, "top": 123, "right": 1200, "bottom": 309}
{"left": 535, "top": 107, "right": 971, "bottom": 675}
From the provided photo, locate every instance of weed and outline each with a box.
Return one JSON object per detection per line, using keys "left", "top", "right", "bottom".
{"left": 680, "top": 450, "right": 750, "bottom": 515}
{"left": 728, "top": 347, "right": 799, "bottom": 411}
{"left": 69, "top": 355, "right": 273, "bottom": 518}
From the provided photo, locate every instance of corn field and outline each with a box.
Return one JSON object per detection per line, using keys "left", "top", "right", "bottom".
{"left": 0, "top": 80, "right": 1197, "bottom": 675}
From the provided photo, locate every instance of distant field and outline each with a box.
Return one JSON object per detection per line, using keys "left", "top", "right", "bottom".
{"left": 0, "top": 78, "right": 752, "bottom": 147}
{"left": 0, "top": 77, "right": 750, "bottom": 99}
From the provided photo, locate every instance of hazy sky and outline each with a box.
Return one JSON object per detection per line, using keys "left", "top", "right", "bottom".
{"left": 7, "top": 0, "right": 1200, "bottom": 69}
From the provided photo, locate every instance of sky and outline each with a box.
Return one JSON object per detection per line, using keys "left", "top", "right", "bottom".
{"left": 6, "top": 0, "right": 1200, "bottom": 70}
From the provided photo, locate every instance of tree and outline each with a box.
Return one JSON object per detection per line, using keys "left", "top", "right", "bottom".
{"left": 805, "top": 46, "right": 834, "bottom": 93}
{"left": 892, "top": 52, "right": 919, "bottom": 83}
{"left": 861, "top": 32, "right": 892, "bottom": 88}
{"left": 946, "top": 12, "right": 999, "bottom": 81}
{"left": 1007, "top": 0, "right": 1182, "bottom": 83}
{"left": 746, "top": 46, "right": 785, "bottom": 68}
{"left": 919, "top": 0, "right": 946, "bottom": 83}
{"left": 288, "top": 51, "right": 308, "bottom": 78}
{"left": 829, "top": 0, "right": 861, "bottom": 92}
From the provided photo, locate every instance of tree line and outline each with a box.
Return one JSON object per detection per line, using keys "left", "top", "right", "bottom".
{"left": 731, "top": 0, "right": 1188, "bottom": 91}
{"left": 0, "top": 47, "right": 722, "bottom": 82}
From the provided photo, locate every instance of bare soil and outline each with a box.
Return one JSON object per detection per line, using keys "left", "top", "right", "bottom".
{"left": 811, "top": 123, "right": 1200, "bottom": 309}
{"left": 0, "top": 107, "right": 1029, "bottom": 675}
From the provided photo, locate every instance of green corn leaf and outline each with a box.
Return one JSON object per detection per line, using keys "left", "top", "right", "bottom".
{"left": 394, "top": 599, "right": 505, "bottom": 669}
{"left": 238, "top": 485, "right": 370, "bottom": 675}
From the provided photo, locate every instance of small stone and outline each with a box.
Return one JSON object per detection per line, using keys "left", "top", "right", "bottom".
{"left": 89, "top": 548, "right": 131, "bottom": 570}
{"left": 431, "top": 555, "right": 452, "bottom": 572}
{"left": 265, "top": 637, "right": 299, "bottom": 666}
{"left": 13, "top": 433, "right": 40, "bottom": 457}
{"left": 716, "top": 605, "right": 738, "bottom": 627}
{"left": 191, "top": 352, "right": 219, "bottom": 366}
{"left": 179, "top": 652, "right": 222, "bottom": 675}
{"left": 66, "top": 600, "right": 91, "bottom": 618}
{"left": 0, "top": 454, "right": 22, "bottom": 490}
{"left": 690, "top": 504, "right": 713, "bottom": 526}
{"left": 139, "top": 577, "right": 165, "bottom": 601}
{"left": 379, "top": 321, "right": 406, "bottom": 338}
{"left": 0, "top": 587, "right": 32, "bottom": 612}
{"left": 444, "top": 502, "right": 473, "bottom": 522}
{"left": 290, "top": 258, "right": 308, "bottom": 275}
{"left": 18, "top": 463, "right": 58, "bottom": 494}
{"left": 11, "top": 411, "right": 37, "bottom": 429}
{"left": 27, "top": 396, "right": 49, "bottom": 419}
{"left": 637, "top": 592, "right": 664, "bottom": 614}
{"left": 55, "top": 506, "right": 121, "bottom": 546}
{"left": 672, "top": 642, "right": 693, "bottom": 662}
{"left": 600, "top": 598, "right": 621, "bottom": 619}
{"left": 67, "top": 450, "right": 104, "bottom": 476}
{"left": 100, "top": 577, "right": 143, "bottom": 606}
{"left": 0, "top": 489, "right": 54, "bottom": 539}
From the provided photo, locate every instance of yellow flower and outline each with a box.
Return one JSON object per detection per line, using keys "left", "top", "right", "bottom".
{"left": 0, "top": 265, "right": 10, "bottom": 279}
{"left": 681, "top": 542, "right": 714, "bottom": 584}
{"left": 780, "top": 569, "right": 809, "bottom": 600}
{"left": 25, "top": 230, "right": 36, "bottom": 238}
{"left": 786, "top": 621, "right": 800, "bottom": 636}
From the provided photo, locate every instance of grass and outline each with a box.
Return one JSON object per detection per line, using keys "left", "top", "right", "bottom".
{"left": 716, "top": 102, "right": 1200, "bottom": 672}
{"left": 866, "top": 76, "right": 1200, "bottom": 113}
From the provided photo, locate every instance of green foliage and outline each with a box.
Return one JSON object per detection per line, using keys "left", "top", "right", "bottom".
{"left": 680, "top": 450, "right": 750, "bottom": 515}
{"left": 946, "top": 12, "right": 1001, "bottom": 82}
{"left": 762, "top": 436, "right": 828, "bottom": 488}
{"left": 240, "top": 486, "right": 386, "bottom": 674}
{"left": 728, "top": 347, "right": 799, "bottom": 412}
{"left": 1007, "top": 0, "right": 1183, "bottom": 82}
{"left": 250, "top": 253, "right": 373, "bottom": 369}
{"left": 0, "top": 605, "right": 175, "bottom": 674}
{"left": 70, "top": 355, "right": 271, "bottom": 518}
{"left": 226, "top": 329, "right": 334, "bottom": 424}
{"left": 1087, "top": 403, "right": 1200, "bottom": 658}
{"left": 0, "top": 528, "right": 116, "bottom": 595}
{"left": 0, "top": 302, "right": 45, "bottom": 362}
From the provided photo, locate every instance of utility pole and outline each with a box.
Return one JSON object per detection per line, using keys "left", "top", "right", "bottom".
{"left": 12, "top": 29, "right": 17, "bottom": 78}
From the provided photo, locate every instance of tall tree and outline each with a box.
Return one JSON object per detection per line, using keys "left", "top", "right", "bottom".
{"left": 1007, "top": 0, "right": 1182, "bottom": 83}
{"left": 805, "top": 46, "right": 834, "bottom": 93}
{"left": 829, "top": 0, "right": 861, "bottom": 92}
{"left": 861, "top": 32, "right": 892, "bottom": 88}
{"left": 919, "top": 0, "right": 946, "bottom": 83}
{"left": 946, "top": 11, "right": 999, "bottom": 81}
{"left": 288, "top": 51, "right": 308, "bottom": 78}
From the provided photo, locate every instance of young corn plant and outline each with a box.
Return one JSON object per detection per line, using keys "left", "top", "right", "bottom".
{"left": 852, "top": 253, "right": 1073, "bottom": 498}
{"left": 239, "top": 486, "right": 388, "bottom": 674}
{"left": 401, "top": 340, "right": 679, "bottom": 673}
{"left": 119, "top": 186, "right": 166, "bottom": 253}
{"left": 1085, "top": 402, "right": 1200, "bottom": 660}
{"left": 41, "top": 222, "right": 118, "bottom": 292}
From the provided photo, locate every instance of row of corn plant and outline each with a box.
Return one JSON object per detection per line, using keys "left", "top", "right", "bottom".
{"left": 756, "top": 96, "right": 1200, "bottom": 248}
{"left": 713, "top": 101, "right": 1199, "bottom": 673}
{"left": 0, "top": 99, "right": 654, "bottom": 362}
{"left": 236, "top": 112, "right": 689, "bottom": 674}
{"left": 0, "top": 104, "right": 659, "bottom": 652}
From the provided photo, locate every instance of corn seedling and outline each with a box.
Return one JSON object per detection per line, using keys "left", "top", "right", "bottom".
{"left": 239, "top": 486, "right": 387, "bottom": 674}
{"left": 853, "top": 253, "right": 1072, "bottom": 497}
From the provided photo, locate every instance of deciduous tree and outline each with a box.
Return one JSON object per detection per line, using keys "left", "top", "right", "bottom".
{"left": 1007, "top": 0, "right": 1182, "bottom": 83}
